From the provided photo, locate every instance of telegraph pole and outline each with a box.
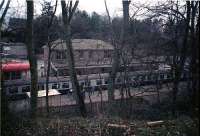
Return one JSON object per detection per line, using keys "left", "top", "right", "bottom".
{"left": 122, "top": 0, "right": 131, "bottom": 36}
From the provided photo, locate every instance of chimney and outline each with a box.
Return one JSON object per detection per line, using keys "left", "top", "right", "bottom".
{"left": 122, "top": 0, "right": 131, "bottom": 34}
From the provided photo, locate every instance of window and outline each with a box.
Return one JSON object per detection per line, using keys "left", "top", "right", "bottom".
{"left": 160, "top": 74, "right": 164, "bottom": 80}
{"left": 89, "top": 51, "right": 93, "bottom": 58}
{"left": 167, "top": 74, "right": 171, "bottom": 79}
{"left": 138, "top": 75, "right": 142, "bottom": 81}
{"left": 3, "top": 72, "right": 10, "bottom": 80}
{"left": 22, "top": 86, "right": 30, "bottom": 92}
{"left": 116, "top": 78, "right": 121, "bottom": 83}
{"left": 104, "top": 51, "right": 111, "bottom": 58}
{"left": 62, "top": 52, "right": 66, "bottom": 59}
{"left": 132, "top": 76, "right": 137, "bottom": 81}
{"left": 79, "top": 81, "right": 85, "bottom": 87}
{"left": 104, "top": 78, "right": 109, "bottom": 84}
{"left": 58, "top": 69, "right": 68, "bottom": 76}
{"left": 9, "top": 87, "right": 18, "bottom": 94}
{"left": 56, "top": 52, "right": 62, "bottom": 59}
{"left": 38, "top": 85, "right": 44, "bottom": 90}
{"left": 96, "top": 80, "right": 102, "bottom": 85}
{"left": 52, "top": 83, "right": 59, "bottom": 89}
{"left": 79, "top": 51, "right": 84, "bottom": 58}
{"left": 11, "top": 71, "right": 21, "bottom": 80}
{"left": 141, "top": 75, "right": 146, "bottom": 81}
{"left": 56, "top": 51, "right": 66, "bottom": 59}
{"left": 152, "top": 74, "right": 157, "bottom": 80}
{"left": 62, "top": 83, "right": 69, "bottom": 88}
{"left": 147, "top": 75, "right": 151, "bottom": 81}
{"left": 85, "top": 81, "right": 91, "bottom": 87}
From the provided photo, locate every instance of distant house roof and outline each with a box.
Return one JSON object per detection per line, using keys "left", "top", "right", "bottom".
{"left": 0, "top": 42, "right": 27, "bottom": 59}
{"left": 45, "top": 39, "right": 114, "bottom": 50}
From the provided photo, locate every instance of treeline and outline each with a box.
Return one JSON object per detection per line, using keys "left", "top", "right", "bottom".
{"left": 4, "top": 3, "right": 164, "bottom": 54}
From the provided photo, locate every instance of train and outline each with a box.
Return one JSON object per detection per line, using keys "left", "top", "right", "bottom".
{"left": 3, "top": 68, "right": 190, "bottom": 100}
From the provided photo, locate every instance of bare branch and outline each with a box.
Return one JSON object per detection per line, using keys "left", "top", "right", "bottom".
{"left": 0, "top": 0, "right": 11, "bottom": 27}
{"left": 0, "top": 0, "right": 5, "bottom": 10}
{"left": 68, "top": 0, "right": 79, "bottom": 22}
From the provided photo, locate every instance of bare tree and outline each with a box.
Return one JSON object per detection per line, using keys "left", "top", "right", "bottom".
{"left": 187, "top": 1, "right": 199, "bottom": 115}
{"left": 104, "top": 0, "right": 131, "bottom": 114}
{"left": 61, "top": 0, "right": 87, "bottom": 117}
{"left": 144, "top": 1, "right": 199, "bottom": 115}
{"left": 104, "top": 0, "right": 117, "bottom": 106}
{"left": 43, "top": 0, "right": 58, "bottom": 115}
{"left": 26, "top": 0, "right": 38, "bottom": 117}
{"left": 0, "top": 0, "right": 11, "bottom": 38}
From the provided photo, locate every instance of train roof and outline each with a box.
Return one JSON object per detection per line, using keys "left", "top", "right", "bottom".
{"left": 2, "top": 61, "right": 30, "bottom": 72}
{"left": 26, "top": 89, "right": 61, "bottom": 98}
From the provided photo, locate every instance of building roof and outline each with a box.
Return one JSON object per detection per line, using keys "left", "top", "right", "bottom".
{"left": 1, "top": 42, "right": 27, "bottom": 59}
{"left": 2, "top": 61, "right": 30, "bottom": 72}
{"left": 46, "top": 39, "right": 114, "bottom": 50}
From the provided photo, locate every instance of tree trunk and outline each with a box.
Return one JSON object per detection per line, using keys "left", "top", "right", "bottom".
{"left": 171, "top": 1, "right": 191, "bottom": 116}
{"left": 26, "top": 0, "right": 38, "bottom": 117}
{"left": 45, "top": 44, "right": 51, "bottom": 114}
{"left": 0, "top": 0, "right": 11, "bottom": 28}
{"left": 0, "top": 0, "right": 11, "bottom": 39}
{"left": 104, "top": 0, "right": 118, "bottom": 107}
{"left": 172, "top": 80, "right": 178, "bottom": 116}
{"left": 189, "top": 2, "right": 199, "bottom": 116}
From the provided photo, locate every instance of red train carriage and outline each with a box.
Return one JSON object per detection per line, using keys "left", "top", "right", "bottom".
{"left": 1, "top": 61, "right": 30, "bottom": 80}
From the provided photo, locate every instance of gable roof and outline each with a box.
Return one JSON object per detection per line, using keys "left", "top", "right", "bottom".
{"left": 47, "top": 39, "right": 114, "bottom": 50}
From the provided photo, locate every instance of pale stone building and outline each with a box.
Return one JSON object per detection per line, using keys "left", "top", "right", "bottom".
{"left": 43, "top": 39, "right": 114, "bottom": 76}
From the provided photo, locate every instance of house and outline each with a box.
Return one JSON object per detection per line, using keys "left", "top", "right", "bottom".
{"left": 43, "top": 39, "right": 114, "bottom": 76}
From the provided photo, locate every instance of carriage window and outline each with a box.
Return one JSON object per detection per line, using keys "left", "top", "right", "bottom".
{"left": 116, "top": 78, "right": 121, "bottom": 83}
{"left": 52, "top": 83, "right": 59, "bottom": 89}
{"left": 11, "top": 71, "right": 21, "bottom": 80}
{"left": 22, "top": 86, "right": 30, "bottom": 92}
{"left": 138, "top": 75, "right": 143, "bottom": 81}
{"left": 147, "top": 75, "right": 151, "bottom": 80}
{"left": 167, "top": 74, "right": 171, "bottom": 79}
{"left": 183, "top": 73, "right": 187, "bottom": 78}
{"left": 160, "top": 74, "right": 164, "bottom": 80}
{"left": 85, "top": 81, "right": 91, "bottom": 87}
{"left": 4, "top": 72, "right": 10, "bottom": 80}
{"left": 9, "top": 87, "right": 18, "bottom": 94}
{"left": 79, "top": 81, "right": 85, "bottom": 87}
{"left": 141, "top": 75, "right": 146, "bottom": 81}
{"left": 62, "top": 83, "right": 69, "bottom": 88}
{"left": 38, "top": 85, "right": 44, "bottom": 90}
{"left": 152, "top": 75, "right": 157, "bottom": 80}
{"left": 132, "top": 76, "right": 137, "bottom": 81}
{"left": 96, "top": 80, "right": 102, "bottom": 85}
{"left": 104, "top": 78, "right": 109, "bottom": 84}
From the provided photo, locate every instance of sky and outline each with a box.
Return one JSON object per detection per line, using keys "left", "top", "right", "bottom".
{"left": 5, "top": 0, "right": 186, "bottom": 19}
{"left": 7, "top": 0, "right": 154, "bottom": 18}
